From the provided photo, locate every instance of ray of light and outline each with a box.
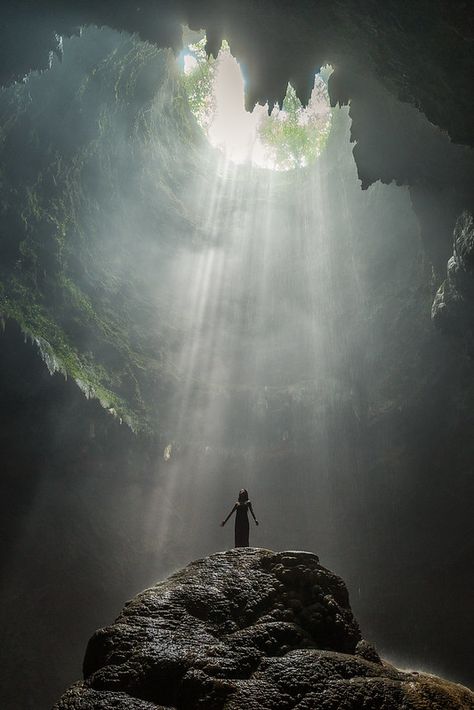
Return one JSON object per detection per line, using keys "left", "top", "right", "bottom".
{"left": 142, "top": 47, "right": 352, "bottom": 561}
{"left": 145, "top": 154, "right": 268, "bottom": 552}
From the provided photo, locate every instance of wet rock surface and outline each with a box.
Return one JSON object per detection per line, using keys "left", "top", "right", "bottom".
{"left": 432, "top": 212, "right": 474, "bottom": 348}
{"left": 54, "top": 549, "right": 474, "bottom": 709}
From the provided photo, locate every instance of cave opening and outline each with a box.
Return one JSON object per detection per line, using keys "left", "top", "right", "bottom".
{"left": 180, "top": 31, "right": 332, "bottom": 170}
{"left": 0, "top": 10, "right": 474, "bottom": 710}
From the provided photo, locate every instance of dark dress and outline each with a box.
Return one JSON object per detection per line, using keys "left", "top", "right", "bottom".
{"left": 235, "top": 501, "right": 251, "bottom": 547}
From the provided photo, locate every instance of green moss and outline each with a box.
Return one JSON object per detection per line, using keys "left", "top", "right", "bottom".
{"left": 0, "top": 275, "right": 141, "bottom": 426}
{"left": 0, "top": 28, "right": 201, "bottom": 434}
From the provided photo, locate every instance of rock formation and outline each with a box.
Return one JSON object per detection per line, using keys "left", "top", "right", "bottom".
{"left": 54, "top": 549, "right": 474, "bottom": 709}
{"left": 432, "top": 212, "right": 474, "bottom": 349}
{"left": 2, "top": 2, "right": 474, "bottom": 150}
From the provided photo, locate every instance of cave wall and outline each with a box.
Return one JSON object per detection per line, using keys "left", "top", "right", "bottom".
{"left": 0, "top": 26, "right": 204, "bottom": 431}
{"left": 2, "top": 29, "right": 473, "bottom": 438}
{"left": 0, "top": 321, "right": 163, "bottom": 709}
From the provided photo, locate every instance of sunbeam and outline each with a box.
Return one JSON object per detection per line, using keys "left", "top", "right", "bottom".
{"left": 145, "top": 104, "right": 365, "bottom": 556}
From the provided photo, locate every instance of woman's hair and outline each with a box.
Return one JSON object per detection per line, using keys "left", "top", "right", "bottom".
{"left": 238, "top": 488, "right": 249, "bottom": 502}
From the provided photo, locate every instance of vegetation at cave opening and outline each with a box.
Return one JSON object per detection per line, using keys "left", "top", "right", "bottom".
{"left": 181, "top": 38, "right": 332, "bottom": 170}
{"left": 259, "top": 82, "right": 332, "bottom": 170}
{"left": 181, "top": 37, "right": 216, "bottom": 131}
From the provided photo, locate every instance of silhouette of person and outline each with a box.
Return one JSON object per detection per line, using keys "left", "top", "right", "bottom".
{"left": 221, "top": 488, "right": 259, "bottom": 547}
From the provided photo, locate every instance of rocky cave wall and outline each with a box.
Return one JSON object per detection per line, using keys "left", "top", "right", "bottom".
{"left": 0, "top": 26, "right": 208, "bottom": 432}
{"left": 0, "top": 11, "right": 474, "bottom": 710}
{"left": 2, "top": 24, "right": 473, "bottom": 438}
{"left": 2, "top": 1, "right": 473, "bottom": 327}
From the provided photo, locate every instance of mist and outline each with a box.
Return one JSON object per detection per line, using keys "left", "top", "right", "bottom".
{"left": 0, "top": 23, "right": 473, "bottom": 710}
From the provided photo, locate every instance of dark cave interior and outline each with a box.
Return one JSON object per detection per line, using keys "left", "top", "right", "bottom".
{"left": 0, "top": 2, "right": 474, "bottom": 708}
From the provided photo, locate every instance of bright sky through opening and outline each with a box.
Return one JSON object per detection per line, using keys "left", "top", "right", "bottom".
{"left": 182, "top": 42, "right": 332, "bottom": 171}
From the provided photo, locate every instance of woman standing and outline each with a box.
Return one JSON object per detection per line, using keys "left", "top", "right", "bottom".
{"left": 221, "top": 489, "right": 259, "bottom": 547}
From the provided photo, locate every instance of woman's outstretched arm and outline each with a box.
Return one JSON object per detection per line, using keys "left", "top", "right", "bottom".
{"left": 249, "top": 502, "right": 259, "bottom": 525}
{"left": 221, "top": 504, "right": 237, "bottom": 526}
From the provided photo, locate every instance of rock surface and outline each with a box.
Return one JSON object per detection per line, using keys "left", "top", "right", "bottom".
{"left": 432, "top": 212, "right": 474, "bottom": 348}
{"left": 2, "top": 2, "right": 474, "bottom": 149}
{"left": 54, "top": 549, "right": 474, "bottom": 709}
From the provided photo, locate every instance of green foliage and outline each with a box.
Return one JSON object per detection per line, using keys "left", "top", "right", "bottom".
{"left": 0, "top": 28, "right": 201, "bottom": 433}
{"left": 181, "top": 38, "right": 217, "bottom": 131}
{"left": 258, "top": 81, "right": 332, "bottom": 170}
{"left": 180, "top": 38, "right": 332, "bottom": 170}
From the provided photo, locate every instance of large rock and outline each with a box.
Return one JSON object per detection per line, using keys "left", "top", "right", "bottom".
{"left": 432, "top": 212, "right": 474, "bottom": 348}
{"left": 54, "top": 549, "right": 474, "bottom": 709}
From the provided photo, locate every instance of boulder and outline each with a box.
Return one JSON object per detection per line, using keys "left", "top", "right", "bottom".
{"left": 54, "top": 549, "right": 474, "bottom": 709}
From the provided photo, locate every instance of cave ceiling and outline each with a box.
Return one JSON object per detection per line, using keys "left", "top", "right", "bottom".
{"left": 3, "top": 2, "right": 473, "bottom": 232}
{"left": 2, "top": 0, "right": 474, "bottom": 148}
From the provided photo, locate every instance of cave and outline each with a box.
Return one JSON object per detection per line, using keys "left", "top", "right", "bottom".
{"left": 0, "top": 3, "right": 473, "bottom": 709}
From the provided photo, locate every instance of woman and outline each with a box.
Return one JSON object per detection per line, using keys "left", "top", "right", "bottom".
{"left": 221, "top": 489, "right": 259, "bottom": 547}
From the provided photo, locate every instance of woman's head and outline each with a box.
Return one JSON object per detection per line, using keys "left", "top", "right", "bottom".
{"left": 238, "top": 488, "right": 249, "bottom": 502}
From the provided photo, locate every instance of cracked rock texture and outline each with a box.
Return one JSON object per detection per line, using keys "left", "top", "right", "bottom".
{"left": 54, "top": 549, "right": 474, "bottom": 709}
{"left": 432, "top": 212, "right": 474, "bottom": 348}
